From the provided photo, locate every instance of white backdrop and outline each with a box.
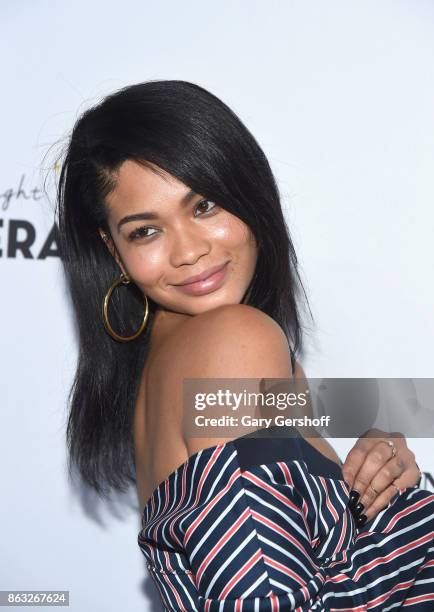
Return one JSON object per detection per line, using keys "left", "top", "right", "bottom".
{"left": 1, "top": 1, "right": 433, "bottom": 610}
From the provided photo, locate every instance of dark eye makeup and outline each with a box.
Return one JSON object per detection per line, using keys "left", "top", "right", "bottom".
{"left": 126, "top": 199, "right": 218, "bottom": 242}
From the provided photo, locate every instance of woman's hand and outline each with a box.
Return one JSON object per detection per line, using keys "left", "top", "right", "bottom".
{"left": 341, "top": 428, "right": 422, "bottom": 528}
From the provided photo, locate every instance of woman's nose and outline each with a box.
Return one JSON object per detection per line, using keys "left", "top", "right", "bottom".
{"left": 169, "top": 228, "right": 211, "bottom": 267}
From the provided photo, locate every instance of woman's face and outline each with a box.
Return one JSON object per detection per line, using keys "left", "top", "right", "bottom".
{"left": 100, "top": 160, "right": 258, "bottom": 316}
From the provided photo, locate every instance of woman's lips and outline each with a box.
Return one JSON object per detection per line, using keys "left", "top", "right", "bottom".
{"left": 173, "top": 261, "right": 230, "bottom": 296}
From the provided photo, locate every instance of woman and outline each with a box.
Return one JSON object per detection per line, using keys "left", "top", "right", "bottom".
{"left": 56, "top": 80, "right": 433, "bottom": 610}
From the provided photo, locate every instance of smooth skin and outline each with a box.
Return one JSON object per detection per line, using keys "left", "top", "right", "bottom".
{"left": 131, "top": 302, "right": 336, "bottom": 510}
{"left": 99, "top": 159, "right": 421, "bottom": 519}
{"left": 342, "top": 430, "right": 421, "bottom": 523}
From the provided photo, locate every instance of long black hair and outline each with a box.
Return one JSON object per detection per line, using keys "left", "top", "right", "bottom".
{"left": 54, "top": 79, "right": 312, "bottom": 498}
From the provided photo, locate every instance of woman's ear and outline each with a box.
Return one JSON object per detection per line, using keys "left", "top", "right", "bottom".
{"left": 99, "top": 229, "right": 116, "bottom": 258}
{"left": 98, "top": 229, "right": 127, "bottom": 275}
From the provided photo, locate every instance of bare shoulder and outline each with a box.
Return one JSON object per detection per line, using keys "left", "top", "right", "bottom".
{"left": 155, "top": 304, "right": 303, "bottom": 408}
{"left": 168, "top": 304, "right": 296, "bottom": 455}
{"left": 177, "top": 303, "right": 292, "bottom": 377}
{"left": 143, "top": 309, "right": 339, "bottom": 481}
{"left": 195, "top": 303, "right": 285, "bottom": 335}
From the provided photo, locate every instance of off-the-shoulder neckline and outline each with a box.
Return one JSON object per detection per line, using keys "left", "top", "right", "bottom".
{"left": 140, "top": 429, "right": 344, "bottom": 517}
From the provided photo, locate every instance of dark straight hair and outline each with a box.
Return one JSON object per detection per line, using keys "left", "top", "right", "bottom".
{"left": 54, "top": 79, "right": 312, "bottom": 498}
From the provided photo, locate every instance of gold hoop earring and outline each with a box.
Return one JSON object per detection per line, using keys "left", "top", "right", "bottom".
{"left": 102, "top": 272, "right": 149, "bottom": 342}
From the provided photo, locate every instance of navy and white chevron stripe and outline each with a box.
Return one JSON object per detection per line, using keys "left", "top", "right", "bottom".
{"left": 138, "top": 438, "right": 434, "bottom": 610}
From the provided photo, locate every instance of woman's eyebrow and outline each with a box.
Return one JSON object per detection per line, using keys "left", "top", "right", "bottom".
{"left": 116, "top": 189, "right": 198, "bottom": 232}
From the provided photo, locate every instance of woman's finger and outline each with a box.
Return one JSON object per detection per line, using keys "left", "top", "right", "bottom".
{"left": 358, "top": 454, "right": 407, "bottom": 519}
{"left": 389, "top": 449, "right": 421, "bottom": 489}
{"left": 342, "top": 439, "right": 371, "bottom": 489}
{"left": 342, "top": 428, "right": 400, "bottom": 489}
{"left": 362, "top": 483, "right": 403, "bottom": 522}
{"left": 348, "top": 439, "right": 403, "bottom": 516}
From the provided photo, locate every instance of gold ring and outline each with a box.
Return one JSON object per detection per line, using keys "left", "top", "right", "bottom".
{"left": 369, "top": 483, "right": 379, "bottom": 495}
{"left": 386, "top": 440, "right": 396, "bottom": 457}
{"left": 379, "top": 439, "right": 396, "bottom": 458}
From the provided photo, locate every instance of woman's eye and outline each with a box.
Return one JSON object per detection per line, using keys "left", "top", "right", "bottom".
{"left": 127, "top": 200, "right": 218, "bottom": 242}
{"left": 195, "top": 199, "right": 217, "bottom": 215}
{"left": 127, "top": 226, "right": 157, "bottom": 241}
